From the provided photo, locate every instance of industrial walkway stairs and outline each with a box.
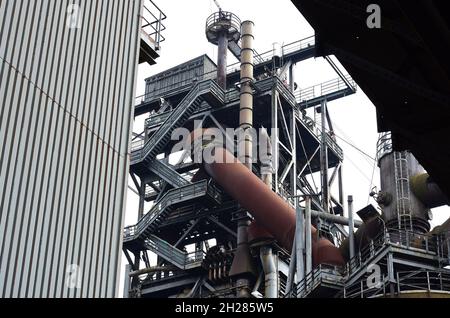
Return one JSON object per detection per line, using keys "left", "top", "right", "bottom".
{"left": 147, "top": 159, "right": 191, "bottom": 188}
{"left": 132, "top": 80, "right": 224, "bottom": 166}
{"left": 144, "top": 234, "right": 204, "bottom": 270}
{"left": 295, "top": 75, "right": 357, "bottom": 109}
{"left": 123, "top": 180, "right": 222, "bottom": 247}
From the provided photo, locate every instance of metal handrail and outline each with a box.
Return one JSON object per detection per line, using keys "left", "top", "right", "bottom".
{"left": 136, "top": 35, "right": 317, "bottom": 106}
{"left": 376, "top": 132, "right": 392, "bottom": 162}
{"left": 296, "top": 264, "right": 343, "bottom": 297}
{"left": 145, "top": 234, "right": 206, "bottom": 268}
{"left": 205, "top": 11, "right": 241, "bottom": 36}
{"left": 294, "top": 75, "right": 356, "bottom": 103}
{"left": 124, "top": 180, "right": 210, "bottom": 240}
{"left": 226, "top": 35, "right": 316, "bottom": 74}
{"left": 345, "top": 228, "right": 450, "bottom": 276}
{"left": 141, "top": 0, "right": 167, "bottom": 49}
{"left": 344, "top": 270, "right": 450, "bottom": 298}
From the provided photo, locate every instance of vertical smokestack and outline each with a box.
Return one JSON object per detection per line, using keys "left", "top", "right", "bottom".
{"left": 239, "top": 20, "right": 254, "bottom": 170}
{"left": 229, "top": 20, "right": 256, "bottom": 297}
{"left": 217, "top": 15, "right": 228, "bottom": 89}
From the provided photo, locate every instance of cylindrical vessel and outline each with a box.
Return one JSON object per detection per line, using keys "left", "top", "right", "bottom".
{"left": 379, "top": 150, "right": 430, "bottom": 233}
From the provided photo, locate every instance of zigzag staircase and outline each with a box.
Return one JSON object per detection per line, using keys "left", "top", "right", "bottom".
{"left": 147, "top": 159, "right": 191, "bottom": 188}
{"left": 134, "top": 79, "right": 224, "bottom": 164}
{"left": 123, "top": 180, "right": 222, "bottom": 245}
{"left": 144, "top": 235, "right": 204, "bottom": 269}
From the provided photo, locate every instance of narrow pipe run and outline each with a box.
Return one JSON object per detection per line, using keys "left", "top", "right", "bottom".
{"left": 260, "top": 246, "right": 278, "bottom": 298}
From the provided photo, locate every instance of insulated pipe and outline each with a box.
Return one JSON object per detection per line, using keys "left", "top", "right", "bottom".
{"left": 217, "top": 31, "right": 228, "bottom": 89}
{"left": 260, "top": 127, "right": 273, "bottom": 188}
{"left": 348, "top": 195, "right": 355, "bottom": 261}
{"left": 239, "top": 20, "right": 255, "bottom": 169}
{"left": 260, "top": 246, "right": 278, "bottom": 298}
{"left": 305, "top": 196, "right": 312, "bottom": 274}
{"left": 410, "top": 173, "right": 449, "bottom": 209}
{"left": 310, "top": 209, "right": 362, "bottom": 228}
{"left": 296, "top": 206, "right": 305, "bottom": 284}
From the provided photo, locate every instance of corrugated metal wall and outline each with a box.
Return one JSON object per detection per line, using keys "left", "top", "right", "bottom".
{"left": 0, "top": 0, "right": 142, "bottom": 297}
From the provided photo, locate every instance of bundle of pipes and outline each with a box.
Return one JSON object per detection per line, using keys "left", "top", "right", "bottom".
{"left": 189, "top": 129, "right": 345, "bottom": 267}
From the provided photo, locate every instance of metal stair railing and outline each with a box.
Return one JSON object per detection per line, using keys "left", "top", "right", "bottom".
{"left": 142, "top": 84, "right": 202, "bottom": 160}
{"left": 138, "top": 80, "right": 223, "bottom": 163}
{"left": 147, "top": 159, "right": 191, "bottom": 188}
{"left": 295, "top": 75, "right": 357, "bottom": 106}
{"left": 123, "top": 180, "right": 211, "bottom": 242}
{"left": 144, "top": 234, "right": 205, "bottom": 269}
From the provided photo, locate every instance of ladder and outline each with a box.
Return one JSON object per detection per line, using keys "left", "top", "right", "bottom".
{"left": 393, "top": 151, "right": 413, "bottom": 230}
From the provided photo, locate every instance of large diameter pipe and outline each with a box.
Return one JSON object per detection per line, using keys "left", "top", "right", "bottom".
{"left": 201, "top": 145, "right": 345, "bottom": 266}
{"left": 260, "top": 246, "right": 278, "bottom": 298}
{"left": 410, "top": 173, "right": 449, "bottom": 209}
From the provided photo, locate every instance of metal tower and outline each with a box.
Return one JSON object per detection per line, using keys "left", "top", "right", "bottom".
{"left": 122, "top": 10, "right": 450, "bottom": 298}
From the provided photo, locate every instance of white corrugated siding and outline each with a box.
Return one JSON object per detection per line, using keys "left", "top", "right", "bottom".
{"left": 0, "top": 0, "right": 142, "bottom": 297}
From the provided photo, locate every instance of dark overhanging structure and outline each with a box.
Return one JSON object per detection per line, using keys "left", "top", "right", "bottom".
{"left": 291, "top": 0, "right": 450, "bottom": 200}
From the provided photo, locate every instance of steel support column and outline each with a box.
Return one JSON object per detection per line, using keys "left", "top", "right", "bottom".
{"left": 320, "top": 100, "right": 329, "bottom": 213}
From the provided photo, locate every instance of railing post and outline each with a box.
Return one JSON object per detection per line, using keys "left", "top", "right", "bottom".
{"left": 426, "top": 271, "right": 430, "bottom": 291}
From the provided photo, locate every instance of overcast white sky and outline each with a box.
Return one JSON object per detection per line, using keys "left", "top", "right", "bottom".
{"left": 119, "top": 0, "right": 450, "bottom": 296}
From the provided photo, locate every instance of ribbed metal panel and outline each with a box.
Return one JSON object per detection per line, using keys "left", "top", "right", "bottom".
{"left": 0, "top": 0, "right": 142, "bottom": 297}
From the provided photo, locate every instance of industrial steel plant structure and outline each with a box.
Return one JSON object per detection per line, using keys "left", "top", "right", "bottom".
{"left": 123, "top": 8, "right": 450, "bottom": 298}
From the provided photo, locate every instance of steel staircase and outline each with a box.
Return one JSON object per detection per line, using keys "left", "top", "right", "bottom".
{"left": 134, "top": 80, "right": 224, "bottom": 164}
{"left": 123, "top": 180, "right": 222, "bottom": 244}
{"left": 144, "top": 234, "right": 205, "bottom": 269}
{"left": 147, "top": 159, "right": 191, "bottom": 188}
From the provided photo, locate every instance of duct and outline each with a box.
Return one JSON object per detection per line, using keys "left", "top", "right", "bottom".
{"left": 410, "top": 173, "right": 449, "bottom": 209}
{"left": 310, "top": 210, "right": 362, "bottom": 228}
{"left": 348, "top": 195, "right": 356, "bottom": 261}
{"left": 260, "top": 246, "right": 278, "bottom": 298}
{"left": 196, "top": 142, "right": 344, "bottom": 267}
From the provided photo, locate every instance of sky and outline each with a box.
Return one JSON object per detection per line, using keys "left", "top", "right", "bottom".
{"left": 119, "top": 0, "right": 450, "bottom": 296}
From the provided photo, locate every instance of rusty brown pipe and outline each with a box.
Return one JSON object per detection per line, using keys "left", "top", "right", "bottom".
{"left": 189, "top": 131, "right": 344, "bottom": 266}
